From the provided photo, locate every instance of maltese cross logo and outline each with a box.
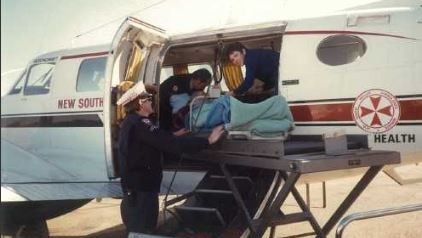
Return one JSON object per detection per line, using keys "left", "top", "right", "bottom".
{"left": 352, "top": 89, "right": 400, "bottom": 133}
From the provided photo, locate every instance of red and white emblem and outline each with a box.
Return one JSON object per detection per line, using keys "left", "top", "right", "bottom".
{"left": 352, "top": 89, "right": 400, "bottom": 133}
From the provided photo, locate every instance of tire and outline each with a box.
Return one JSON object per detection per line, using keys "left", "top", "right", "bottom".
{"left": 1, "top": 220, "right": 48, "bottom": 238}
{"left": 16, "top": 220, "right": 49, "bottom": 238}
{"left": 0, "top": 199, "right": 91, "bottom": 238}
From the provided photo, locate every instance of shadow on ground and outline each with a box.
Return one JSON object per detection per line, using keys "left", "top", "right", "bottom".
{"left": 51, "top": 224, "right": 127, "bottom": 238}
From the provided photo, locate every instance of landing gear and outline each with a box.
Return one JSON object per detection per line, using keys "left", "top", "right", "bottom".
{"left": 0, "top": 199, "right": 91, "bottom": 238}
{"left": 1, "top": 220, "right": 49, "bottom": 238}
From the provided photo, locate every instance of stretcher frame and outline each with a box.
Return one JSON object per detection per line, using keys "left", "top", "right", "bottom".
{"left": 183, "top": 139, "right": 400, "bottom": 238}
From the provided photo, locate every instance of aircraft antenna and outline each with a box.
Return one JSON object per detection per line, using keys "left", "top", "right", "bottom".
{"left": 1, "top": 68, "right": 25, "bottom": 77}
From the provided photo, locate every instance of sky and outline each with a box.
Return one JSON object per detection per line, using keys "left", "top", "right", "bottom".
{"left": 1, "top": 0, "right": 165, "bottom": 94}
{"left": 1, "top": 0, "right": 387, "bottom": 95}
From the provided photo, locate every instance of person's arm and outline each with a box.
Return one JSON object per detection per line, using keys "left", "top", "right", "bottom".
{"left": 137, "top": 124, "right": 224, "bottom": 154}
{"left": 119, "top": 122, "right": 133, "bottom": 159}
{"left": 173, "top": 128, "right": 190, "bottom": 136}
{"left": 234, "top": 57, "right": 257, "bottom": 95}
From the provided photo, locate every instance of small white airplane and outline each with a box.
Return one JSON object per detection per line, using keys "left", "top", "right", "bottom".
{"left": 1, "top": 0, "right": 421, "bottom": 236}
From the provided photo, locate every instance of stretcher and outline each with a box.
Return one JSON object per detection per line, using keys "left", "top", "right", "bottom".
{"left": 182, "top": 135, "right": 400, "bottom": 237}
{"left": 188, "top": 95, "right": 293, "bottom": 140}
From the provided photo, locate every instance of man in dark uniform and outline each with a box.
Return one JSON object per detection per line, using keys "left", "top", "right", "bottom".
{"left": 225, "top": 42, "right": 280, "bottom": 95}
{"left": 159, "top": 68, "right": 212, "bottom": 131}
{"left": 116, "top": 83, "right": 224, "bottom": 234}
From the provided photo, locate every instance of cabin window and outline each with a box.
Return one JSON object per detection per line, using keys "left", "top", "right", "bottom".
{"left": 317, "top": 35, "right": 366, "bottom": 66}
{"left": 76, "top": 57, "right": 107, "bottom": 92}
{"left": 160, "top": 66, "right": 175, "bottom": 83}
{"left": 23, "top": 63, "right": 54, "bottom": 95}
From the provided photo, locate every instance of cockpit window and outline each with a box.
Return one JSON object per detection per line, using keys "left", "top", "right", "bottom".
{"left": 76, "top": 57, "right": 107, "bottom": 92}
{"left": 8, "top": 70, "right": 26, "bottom": 95}
{"left": 23, "top": 63, "right": 55, "bottom": 95}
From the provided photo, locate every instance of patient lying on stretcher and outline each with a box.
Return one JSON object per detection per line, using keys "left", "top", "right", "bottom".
{"left": 172, "top": 93, "right": 295, "bottom": 138}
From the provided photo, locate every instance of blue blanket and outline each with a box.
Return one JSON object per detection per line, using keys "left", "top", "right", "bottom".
{"left": 189, "top": 95, "right": 294, "bottom": 137}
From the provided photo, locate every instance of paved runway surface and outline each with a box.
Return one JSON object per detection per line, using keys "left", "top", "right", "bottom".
{"left": 48, "top": 164, "right": 422, "bottom": 238}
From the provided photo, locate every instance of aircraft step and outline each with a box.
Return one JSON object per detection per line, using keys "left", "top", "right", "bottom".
{"left": 199, "top": 175, "right": 253, "bottom": 192}
{"left": 193, "top": 189, "right": 238, "bottom": 220}
{"left": 194, "top": 189, "right": 234, "bottom": 199}
{"left": 169, "top": 168, "right": 276, "bottom": 237}
{"left": 174, "top": 206, "right": 227, "bottom": 232}
{"left": 172, "top": 172, "right": 251, "bottom": 233}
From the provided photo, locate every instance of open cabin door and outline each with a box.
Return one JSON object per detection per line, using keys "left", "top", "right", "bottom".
{"left": 104, "top": 17, "right": 169, "bottom": 178}
{"left": 164, "top": 20, "right": 287, "bottom": 94}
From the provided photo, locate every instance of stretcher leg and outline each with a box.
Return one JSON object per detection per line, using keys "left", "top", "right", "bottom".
{"left": 282, "top": 172, "right": 324, "bottom": 237}
{"left": 321, "top": 166, "right": 383, "bottom": 236}
{"left": 253, "top": 172, "right": 300, "bottom": 238}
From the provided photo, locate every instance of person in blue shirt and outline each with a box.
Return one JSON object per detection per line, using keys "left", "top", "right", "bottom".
{"left": 159, "top": 68, "right": 212, "bottom": 131}
{"left": 225, "top": 42, "right": 280, "bottom": 95}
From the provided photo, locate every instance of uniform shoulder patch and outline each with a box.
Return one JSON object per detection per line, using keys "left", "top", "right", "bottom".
{"left": 141, "top": 118, "right": 152, "bottom": 126}
{"left": 141, "top": 118, "right": 159, "bottom": 131}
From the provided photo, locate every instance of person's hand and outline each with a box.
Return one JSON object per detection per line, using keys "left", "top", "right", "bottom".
{"left": 208, "top": 125, "right": 225, "bottom": 144}
{"left": 173, "top": 128, "right": 190, "bottom": 136}
{"left": 246, "top": 79, "right": 264, "bottom": 95}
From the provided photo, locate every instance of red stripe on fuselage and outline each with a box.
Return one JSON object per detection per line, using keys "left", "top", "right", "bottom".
{"left": 290, "top": 99, "right": 422, "bottom": 122}
{"left": 291, "top": 103, "right": 353, "bottom": 122}
{"left": 400, "top": 100, "right": 422, "bottom": 120}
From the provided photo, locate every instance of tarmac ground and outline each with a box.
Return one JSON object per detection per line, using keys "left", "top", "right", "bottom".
{"left": 47, "top": 164, "right": 422, "bottom": 238}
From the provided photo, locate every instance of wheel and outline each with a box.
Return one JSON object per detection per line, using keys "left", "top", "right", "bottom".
{"left": 1, "top": 220, "right": 49, "bottom": 238}
{"left": 16, "top": 220, "right": 49, "bottom": 238}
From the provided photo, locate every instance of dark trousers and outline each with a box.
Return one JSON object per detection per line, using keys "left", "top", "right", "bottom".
{"left": 120, "top": 191, "right": 159, "bottom": 234}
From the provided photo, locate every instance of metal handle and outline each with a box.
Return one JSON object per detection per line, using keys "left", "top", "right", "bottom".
{"left": 336, "top": 203, "right": 422, "bottom": 238}
{"left": 189, "top": 95, "right": 207, "bottom": 131}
